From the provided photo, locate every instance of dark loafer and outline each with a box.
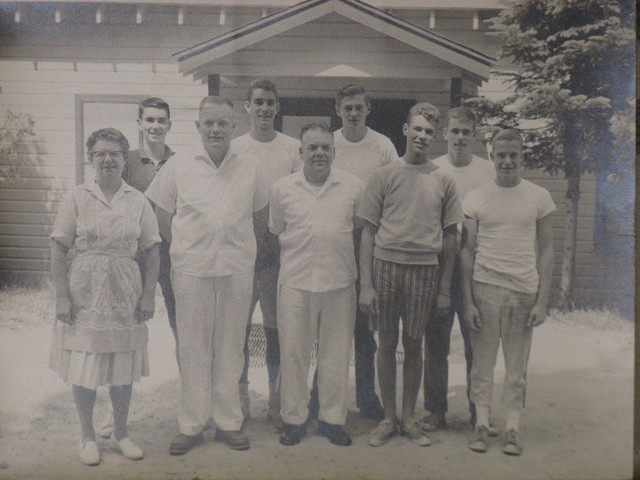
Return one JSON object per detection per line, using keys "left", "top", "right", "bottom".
{"left": 279, "top": 423, "right": 305, "bottom": 446}
{"left": 317, "top": 421, "right": 352, "bottom": 446}
{"left": 214, "top": 429, "right": 250, "bottom": 450}
{"left": 169, "top": 432, "right": 203, "bottom": 456}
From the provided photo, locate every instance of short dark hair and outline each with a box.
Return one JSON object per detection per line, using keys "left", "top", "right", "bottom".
{"left": 491, "top": 129, "right": 523, "bottom": 149}
{"left": 406, "top": 102, "right": 440, "bottom": 126}
{"left": 139, "top": 97, "right": 170, "bottom": 120}
{"left": 247, "top": 78, "right": 278, "bottom": 102}
{"left": 86, "top": 127, "right": 130, "bottom": 152}
{"left": 445, "top": 107, "right": 476, "bottom": 129}
{"left": 199, "top": 96, "right": 235, "bottom": 112}
{"left": 335, "top": 84, "right": 370, "bottom": 109}
{"left": 300, "top": 122, "right": 333, "bottom": 142}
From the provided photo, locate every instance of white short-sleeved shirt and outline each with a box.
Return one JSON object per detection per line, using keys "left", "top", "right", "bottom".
{"left": 333, "top": 128, "right": 399, "bottom": 185}
{"left": 432, "top": 154, "right": 495, "bottom": 201}
{"left": 269, "top": 169, "right": 364, "bottom": 292}
{"left": 231, "top": 132, "right": 302, "bottom": 189}
{"left": 145, "top": 147, "right": 268, "bottom": 278}
{"left": 463, "top": 179, "right": 556, "bottom": 294}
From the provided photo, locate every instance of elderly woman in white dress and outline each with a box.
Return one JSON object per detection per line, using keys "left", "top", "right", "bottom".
{"left": 50, "top": 128, "right": 160, "bottom": 466}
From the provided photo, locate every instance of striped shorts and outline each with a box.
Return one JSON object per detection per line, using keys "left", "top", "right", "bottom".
{"left": 370, "top": 258, "right": 439, "bottom": 340}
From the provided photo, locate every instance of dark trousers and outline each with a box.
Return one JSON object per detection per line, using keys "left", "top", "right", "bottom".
{"left": 240, "top": 269, "right": 280, "bottom": 386}
{"left": 158, "top": 238, "right": 177, "bottom": 330}
{"left": 135, "top": 237, "right": 176, "bottom": 331}
{"left": 353, "top": 305, "right": 379, "bottom": 409}
{"left": 423, "top": 259, "right": 474, "bottom": 415}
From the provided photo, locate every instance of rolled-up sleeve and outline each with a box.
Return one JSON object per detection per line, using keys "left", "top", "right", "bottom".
{"left": 145, "top": 159, "right": 177, "bottom": 214}
{"left": 138, "top": 198, "right": 161, "bottom": 251}
{"left": 442, "top": 175, "right": 464, "bottom": 229}
{"left": 355, "top": 172, "right": 383, "bottom": 227}
{"left": 462, "top": 189, "right": 480, "bottom": 220}
{"left": 50, "top": 189, "right": 77, "bottom": 248}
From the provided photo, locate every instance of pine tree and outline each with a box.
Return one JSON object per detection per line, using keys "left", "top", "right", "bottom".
{"left": 467, "top": 0, "right": 635, "bottom": 309}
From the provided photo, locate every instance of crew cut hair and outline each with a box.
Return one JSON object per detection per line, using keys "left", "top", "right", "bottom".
{"left": 445, "top": 106, "right": 476, "bottom": 129}
{"left": 299, "top": 122, "right": 333, "bottom": 142}
{"left": 491, "top": 128, "right": 523, "bottom": 149}
{"left": 335, "top": 84, "right": 370, "bottom": 108}
{"left": 199, "top": 96, "right": 235, "bottom": 112}
{"left": 247, "top": 78, "right": 278, "bottom": 102}
{"left": 406, "top": 102, "right": 440, "bottom": 126}
{"left": 139, "top": 97, "right": 170, "bottom": 120}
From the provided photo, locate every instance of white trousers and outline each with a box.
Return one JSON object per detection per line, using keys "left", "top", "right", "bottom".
{"left": 171, "top": 269, "right": 253, "bottom": 434}
{"left": 278, "top": 284, "right": 356, "bottom": 426}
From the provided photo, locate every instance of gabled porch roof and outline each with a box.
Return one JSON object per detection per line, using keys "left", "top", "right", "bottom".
{"left": 173, "top": 0, "right": 495, "bottom": 82}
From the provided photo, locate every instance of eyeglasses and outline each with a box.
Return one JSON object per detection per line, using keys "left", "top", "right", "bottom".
{"left": 89, "top": 150, "right": 125, "bottom": 161}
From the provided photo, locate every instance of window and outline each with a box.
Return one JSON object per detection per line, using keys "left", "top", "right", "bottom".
{"left": 75, "top": 95, "right": 146, "bottom": 184}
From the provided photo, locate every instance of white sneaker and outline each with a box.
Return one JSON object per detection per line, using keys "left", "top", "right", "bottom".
{"left": 78, "top": 440, "right": 100, "bottom": 466}
{"left": 110, "top": 435, "right": 144, "bottom": 460}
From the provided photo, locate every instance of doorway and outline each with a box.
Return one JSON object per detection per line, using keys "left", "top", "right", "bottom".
{"left": 276, "top": 97, "right": 415, "bottom": 154}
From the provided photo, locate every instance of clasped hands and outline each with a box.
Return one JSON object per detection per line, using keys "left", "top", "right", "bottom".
{"left": 55, "top": 294, "right": 154, "bottom": 325}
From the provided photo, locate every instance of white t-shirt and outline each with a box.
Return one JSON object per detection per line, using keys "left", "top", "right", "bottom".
{"left": 432, "top": 154, "right": 495, "bottom": 200}
{"left": 231, "top": 132, "right": 301, "bottom": 189}
{"left": 333, "top": 127, "right": 399, "bottom": 185}
{"left": 463, "top": 179, "right": 556, "bottom": 294}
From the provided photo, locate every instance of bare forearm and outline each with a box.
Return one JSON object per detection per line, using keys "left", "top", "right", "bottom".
{"left": 50, "top": 240, "right": 70, "bottom": 298}
{"left": 438, "top": 226, "right": 457, "bottom": 294}
{"left": 460, "top": 246, "right": 475, "bottom": 306}
{"left": 536, "top": 245, "right": 553, "bottom": 307}
{"left": 142, "top": 243, "right": 160, "bottom": 297}
{"left": 535, "top": 215, "right": 554, "bottom": 307}
{"left": 359, "top": 223, "right": 376, "bottom": 288}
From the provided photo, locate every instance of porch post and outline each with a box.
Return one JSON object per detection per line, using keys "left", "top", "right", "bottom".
{"left": 208, "top": 74, "right": 220, "bottom": 96}
{"left": 450, "top": 77, "right": 462, "bottom": 107}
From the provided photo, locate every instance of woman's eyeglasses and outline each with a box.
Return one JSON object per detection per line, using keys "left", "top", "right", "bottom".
{"left": 89, "top": 151, "right": 125, "bottom": 161}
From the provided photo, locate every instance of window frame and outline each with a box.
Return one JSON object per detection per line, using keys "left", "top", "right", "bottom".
{"left": 74, "top": 94, "right": 147, "bottom": 185}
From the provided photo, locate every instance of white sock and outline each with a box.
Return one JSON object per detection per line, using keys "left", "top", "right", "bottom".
{"left": 505, "top": 408, "right": 521, "bottom": 432}
{"left": 476, "top": 406, "right": 490, "bottom": 428}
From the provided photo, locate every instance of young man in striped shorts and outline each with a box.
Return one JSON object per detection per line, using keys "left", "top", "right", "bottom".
{"left": 357, "top": 103, "right": 463, "bottom": 447}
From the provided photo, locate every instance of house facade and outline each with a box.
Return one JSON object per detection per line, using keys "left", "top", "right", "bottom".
{"left": 0, "top": 0, "right": 631, "bottom": 312}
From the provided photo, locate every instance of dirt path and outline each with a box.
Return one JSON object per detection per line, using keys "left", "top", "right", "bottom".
{"left": 0, "top": 299, "right": 633, "bottom": 480}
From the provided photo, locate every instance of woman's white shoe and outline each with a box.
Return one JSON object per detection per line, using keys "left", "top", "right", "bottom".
{"left": 78, "top": 440, "right": 101, "bottom": 465}
{"left": 110, "top": 435, "right": 144, "bottom": 460}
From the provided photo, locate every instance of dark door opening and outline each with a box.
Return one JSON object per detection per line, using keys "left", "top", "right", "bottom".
{"left": 277, "top": 97, "right": 415, "bottom": 154}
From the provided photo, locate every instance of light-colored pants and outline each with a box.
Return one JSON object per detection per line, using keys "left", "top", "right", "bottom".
{"left": 278, "top": 284, "right": 356, "bottom": 426}
{"left": 469, "top": 281, "right": 537, "bottom": 410}
{"left": 171, "top": 269, "right": 253, "bottom": 434}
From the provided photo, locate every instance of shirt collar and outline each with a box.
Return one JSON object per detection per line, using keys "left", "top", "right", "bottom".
{"left": 295, "top": 168, "right": 341, "bottom": 194}
{"left": 138, "top": 145, "right": 175, "bottom": 167}
{"left": 84, "top": 179, "right": 131, "bottom": 206}
{"left": 197, "top": 145, "right": 235, "bottom": 171}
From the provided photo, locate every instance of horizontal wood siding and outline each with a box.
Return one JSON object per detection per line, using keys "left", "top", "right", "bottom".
{"left": 0, "top": 4, "right": 626, "bottom": 312}
{"left": 0, "top": 59, "right": 208, "bottom": 278}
